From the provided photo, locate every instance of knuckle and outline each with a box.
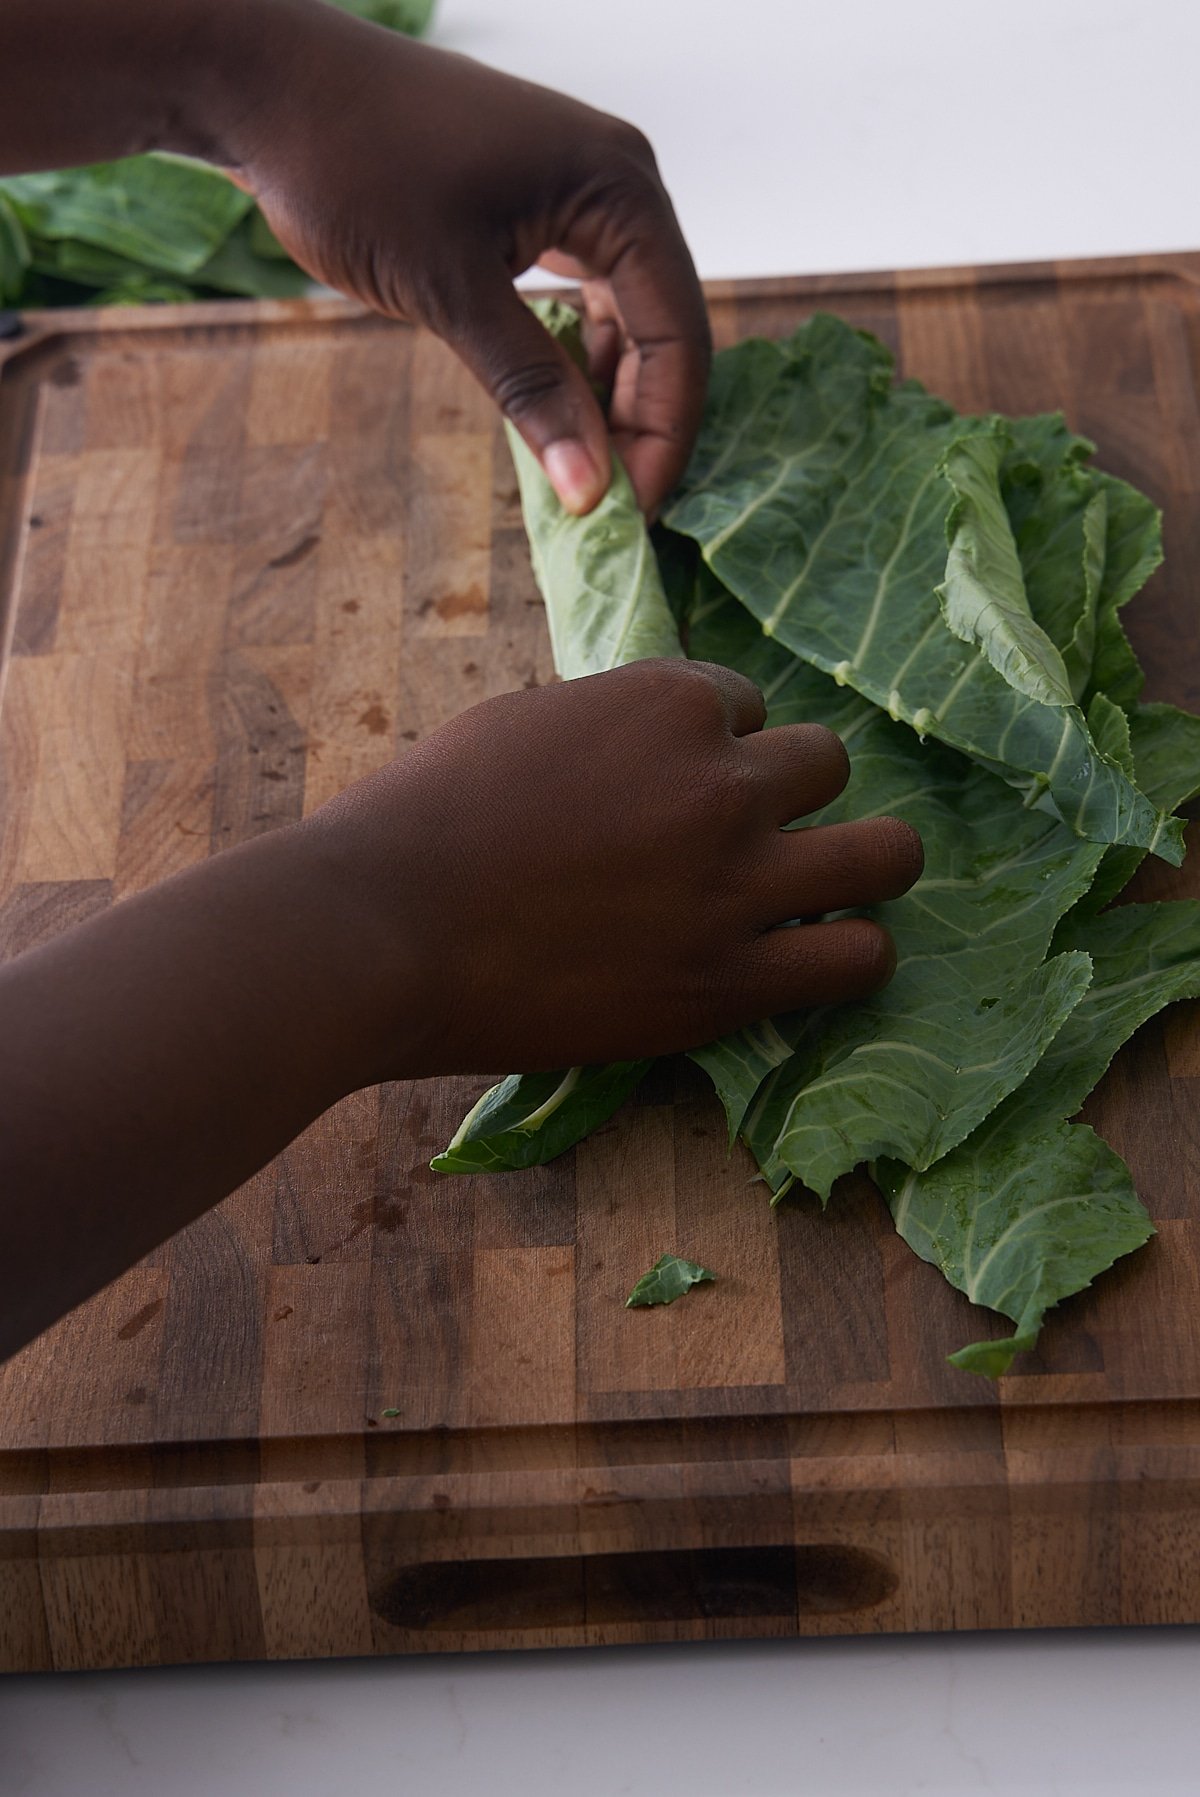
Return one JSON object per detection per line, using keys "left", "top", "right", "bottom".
{"left": 488, "top": 358, "right": 570, "bottom": 423}
{"left": 605, "top": 116, "right": 657, "bottom": 169}
{"left": 845, "top": 919, "right": 897, "bottom": 989}
{"left": 798, "top": 722, "right": 851, "bottom": 785}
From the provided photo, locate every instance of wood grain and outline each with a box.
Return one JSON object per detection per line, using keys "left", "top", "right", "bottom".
{"left": 1, "top": 259, "right": 1200, "bottom": 1669}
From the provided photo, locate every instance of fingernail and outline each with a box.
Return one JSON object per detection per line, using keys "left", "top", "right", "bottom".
{"left": 544, "top": 439, "right": 604, "bottom": 514}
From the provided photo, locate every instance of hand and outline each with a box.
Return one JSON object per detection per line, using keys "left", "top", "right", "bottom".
{"left": 218, "top": 2, "right": 710, "bottom": 518}
{"left": 317, "top": 660, "right": 924, "bottom": 1075}
{"left": 0, "top": 661, "right": 920, "bottom": 1358}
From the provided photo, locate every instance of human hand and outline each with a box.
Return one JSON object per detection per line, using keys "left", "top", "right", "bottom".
{"left": 218, "top": 0, "right": 710, "bottom": 518}
{"left": 313, "top": 660, "right": 924, "bottom": 1077}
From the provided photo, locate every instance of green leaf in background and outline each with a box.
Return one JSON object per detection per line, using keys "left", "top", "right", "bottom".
{"left": 0, "top": 193, "right": 31, "bottom": 306}
{"left": 664, "top": 314, "right": 1179, "bottom": 861}
{"left": 0, "top": 157, "right": 254, "bottom": 276}
{"left": 430, "top": 1061, "right": 653, "bottom": 1174}
{"left": 332, "top": 0, "right": 436, "bottom": 29}
{"left": 193, "top": 217, "right": 314, "bottom": 300}
{"left": 626, "top": 1255, "right": 716, "bottom": 1308}
{"left": 89, "top": 275, "right": 199, "bottom": 306}
{"left": 0, "top": 3, "right": 434, "bottom": 312}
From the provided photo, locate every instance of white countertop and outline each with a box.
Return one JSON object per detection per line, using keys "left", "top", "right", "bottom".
{"left": 5, "top": 2, "right": 1200, "bottom": 1791}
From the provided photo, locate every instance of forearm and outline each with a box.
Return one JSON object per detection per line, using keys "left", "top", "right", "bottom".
{"left": 0, "top": 818, "right": 401, "bottom": 1363}
{"left": 0, "top": 0, "right": 308, "bottom": 173}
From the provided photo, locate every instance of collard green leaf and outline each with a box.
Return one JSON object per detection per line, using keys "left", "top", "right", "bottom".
{"left": 626, "top": 1254, "right": 716, "bottom": 1308}
{"left": 0, "top": 157, "right": 254, "bottom": 277}
{"left": 508, "top": 424, "right": 684, "bottom": 678}
{"left": 331, "top": 0, "right": 436, "bottom": 29}
{"left": 878, "top": 899, "right": 1200, "bottom": 1373}
{"left": 880, "top": 1122, "right": 1152, "bottom": 1378}
{"left": 0, "top": 194, "right": 30, "bottom": 306}
{"left": 89, "top": 276, "right": 199, "bottom": 307}
{"left": 1081, "top": 473, "right": 1163, "bottom": 713}
{"left": 937, "top": 426, "right": 1075, "bottom": 707}
{"left": 664, "top": 313, "right": 1180, "bottom": 861}
{"left": 431, "top": 1061, "right": 651, "bottom": 1174}
{"left": 1000, "top": 413, "right": 1104, "bottom": 700}
{"left": 686, "top": 585, "right": 1102, "bottom": 1199}
{"left": 1127, "top": 702, "right": 1200, "bottom": 813}
{"left": 1055, "top": 700, "right": 1200, "bottom": 928}
{"left": 193, "top": 218, "right": 314, "bottom": 299}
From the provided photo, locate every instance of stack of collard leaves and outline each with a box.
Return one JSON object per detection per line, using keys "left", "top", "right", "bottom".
{"left": 434, "top": 305, "right": 1200, "bottom": 1378}
{"left": 0, "top": 0, "right": 434, "bottom": 310}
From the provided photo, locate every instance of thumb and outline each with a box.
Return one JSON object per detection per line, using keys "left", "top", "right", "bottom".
{"left": 435, "top": 265, "right": 613, "bottom": 515}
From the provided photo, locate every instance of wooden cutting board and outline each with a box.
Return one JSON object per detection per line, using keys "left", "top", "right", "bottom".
{"left": 2, "top": 259, "right": 1199, "bottom": 1673}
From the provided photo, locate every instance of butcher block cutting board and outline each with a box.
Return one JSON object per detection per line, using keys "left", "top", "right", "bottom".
{"left": 1, "top": 259, "right": 1199, "bottom": 1673}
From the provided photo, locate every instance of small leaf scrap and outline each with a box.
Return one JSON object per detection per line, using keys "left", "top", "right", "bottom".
{"left": 626, "top": 1255, "right": 716, "bottom": 1308}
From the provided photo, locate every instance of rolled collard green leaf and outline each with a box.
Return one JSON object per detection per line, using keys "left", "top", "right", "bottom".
{"left": 664, "top": 313, "right": 1180, "bottom": 861}
{"left": 626, "top": 1254, "right": 716, "bottom": 1308}
{"left": 937, "top": 426, "right": 1075, "bottom": 708}
{"left": 507, "top": 425, "right": 684, "bottom": 677}
{"left": 879, "top": 1123, "right": 1153, "bottom": 1379}
{"left": 877, "top": 898, "right": 1200, "bottom": 1373}
{"left": 433, "top": 302, "right": 680, "bottom": 1177}
{"left": 686, "top": 586, "right": 1102, "bottom": 1199}
{"left": 431, "top": 1061, "right": 652, "bottom": 1174}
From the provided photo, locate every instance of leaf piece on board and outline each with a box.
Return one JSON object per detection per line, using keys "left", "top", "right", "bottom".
{"left": 626, "top": 1255, "right": 716, "bottom": 1308}
{"left": 877, "top": 899, "right": 1200, "bottom": 1374}
{"left": 880, "top": 1122, "right": 1153, "bottom": 1378}
{"left": 431, "top": 1061, "right": 652, "bottom": 1175}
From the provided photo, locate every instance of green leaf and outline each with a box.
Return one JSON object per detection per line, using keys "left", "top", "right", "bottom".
{"left": 431, "top": 1061, "right": 652, "bottom": 1174}
{"left": 330, "top": 0, "right": 436, "bottom": 30}
{"left": 193, "top": 217, "right": 314, "bottom": 299}
{"left": 0, "top": 156, "right": 254, "bottom": 277}
{"left": 1081, "top": 474, "right": 1163, "bottom": 713}
{"left": 937, "top": 425, "right": 1075, "bottom": 707}
{"left": 88, "top": 275, "right": 198, "bottom": 307}
{"left": 626, "top": 1254, "right": 716, "bottom": 1308}
{"left": 686, "top": 584, "right": 1102, "bottom": 1199}
{"left": 881, "top": 1122, "right": 1153, "bottom": 1378}
{"left": 664, "top": 313, "right": 1180, "bottom": 861}
{"left": 0, "top": 193, "right": 31, "bottom": 306}
{"left": 878, "top": 898, "right": 1200, "bottom": 1372}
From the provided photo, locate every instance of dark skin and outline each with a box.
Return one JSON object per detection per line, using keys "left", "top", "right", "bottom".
{"left": 0, "top": 2, "right": 924, "bottom": 1364}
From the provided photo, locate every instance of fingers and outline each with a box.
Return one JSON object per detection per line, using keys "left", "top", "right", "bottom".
{"left": 552, "top": 139, "right": 712, "bottom": 515}
{"left": 734, "top": 917, "right": 898, "bottom": 1018}
{"left": 744, "top": 723, "right": 852, "bottom": 823}
{"left": 684, "top": 660, "right": 766, "bottom": 737}
{"left": 434, "top": 260, "right": 613, "bottom": 514}
{"left": 759, "top": 816, "right": 925, "bottom": 922}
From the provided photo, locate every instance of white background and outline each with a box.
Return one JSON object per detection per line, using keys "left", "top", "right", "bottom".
{"left": 5, "top": 2, "right": 1200, "bottom": 1792}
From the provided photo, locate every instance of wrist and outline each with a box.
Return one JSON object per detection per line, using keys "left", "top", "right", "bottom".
{"left": 283, "top": 805, "right": 433, "bottom": 1093}
{"left": 141, "top": 0, "right": 338, "bottom": 170}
